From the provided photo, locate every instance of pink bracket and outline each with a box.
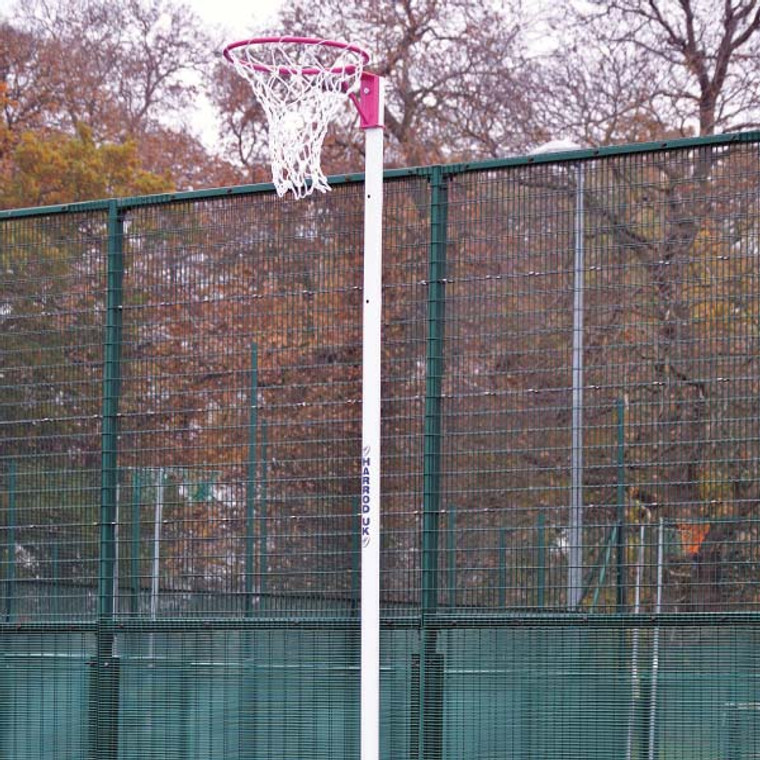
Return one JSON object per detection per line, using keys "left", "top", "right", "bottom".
{"left": 348, "top": 73, "right": 384, "bottom": 130}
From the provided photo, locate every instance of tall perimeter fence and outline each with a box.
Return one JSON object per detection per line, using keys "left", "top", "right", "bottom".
{"left": 2, "top": 131, "right": 760, "bottom": 759}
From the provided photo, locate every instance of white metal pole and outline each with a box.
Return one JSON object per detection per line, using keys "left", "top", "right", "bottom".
{"left": 360, "top": 82, "right": 385, "bottom": 760}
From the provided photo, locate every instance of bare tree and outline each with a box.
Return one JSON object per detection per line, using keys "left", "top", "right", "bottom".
{"left": 533, "top": 30, "right": 674, "bottom": 145}
{"left": 541, "top": 0, "right": 760, "bottom": 144}
{"left": 209, "top": 64, "right": 270, "bottom": 183}
{"left": 5, "top": 0, "right": 213, "bottom": 141}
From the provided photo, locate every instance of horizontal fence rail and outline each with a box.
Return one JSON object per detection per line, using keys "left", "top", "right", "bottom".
{"left": 2, "top": 131, "right": 760, "bottom": 758}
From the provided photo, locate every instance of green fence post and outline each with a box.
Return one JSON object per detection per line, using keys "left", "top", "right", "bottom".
{"left": 91, "top": 199, "right": 124, "bottom": 760}
{"left": 4, "top": 459, "right": 16, "bottom": 623}
{"left": 447, "top": 504, "right": 456, "bottom": 608}
{"left": 99, "top": 199, "right": 124, "bottom": 621}
{"left": 422, "top": 166, "right": 448, "bottom": 616}
{"left": 130, "top": 470, "right": 141, "bottom": 615}
{"left": 246, "top": 343, "right": 258, "bottom": 616}
{"left": 259, "top": 420, "right": 268, "bottom": 610}
{"left": 498, "top": 528, "right": 507, "bottom": 609}
{"left": 590, "top": 524, "right": 618, "bottom": 611}
{"left": 50, "top": 537, "right": 59, "bottom": 618}
{"left": 419, "top": 166, "right": 448, "bottom": 760}
{"left": 536, "top": 512, "right": 546, "bottom": 609}
{"left": 617, "top": 398, "right": 626, "bottom": 611}
{"left": 422, "top": 166, "right": 449, "bottom": 608}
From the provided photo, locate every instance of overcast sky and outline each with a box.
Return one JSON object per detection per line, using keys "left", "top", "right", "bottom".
{"left": 183, "top": 0, "right": 285, "bottom": 36}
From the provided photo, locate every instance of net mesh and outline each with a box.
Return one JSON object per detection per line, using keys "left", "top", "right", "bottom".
{"left": 225, "top": 39, "right": 366, "bottom": 198}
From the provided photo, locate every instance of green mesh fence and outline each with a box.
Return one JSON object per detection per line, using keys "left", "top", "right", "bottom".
{"left": 2, "top": 132, "right": 760, "bottom": 758}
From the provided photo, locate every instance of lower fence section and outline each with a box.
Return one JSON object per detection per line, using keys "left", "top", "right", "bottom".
{"left": 2, "top": 623, "right": 759, "bottom": 759}
{"left": 440, "top": 625, "right": 760, "bottom": 760}
{"left": 0, "top": 633, "right": 93, "bottom": 759}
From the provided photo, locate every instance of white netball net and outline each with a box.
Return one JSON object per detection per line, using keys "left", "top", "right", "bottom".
{"left": 225, "top": 39, "right": 367, "bottom": 198}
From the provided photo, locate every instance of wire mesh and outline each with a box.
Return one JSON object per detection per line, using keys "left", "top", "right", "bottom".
{"left": 119, "top": 190, "right": 367, "bottom": 616}
{"left": 0, "top": 632, "right": 94, "bottom": 759}
{"left": 111, "top": 178, "right": 428, "bottom": 620}
{"left": 437, "top": 624, "right": 760, "bottom": 759}
{"left": 1, "top": 212, "right": 106, "bottom": 623}
{"left": 443, "top": 141, "right": 760, "bottom": 615}
{"left": 2, "top": 134, "right": 760, "bottom": 758}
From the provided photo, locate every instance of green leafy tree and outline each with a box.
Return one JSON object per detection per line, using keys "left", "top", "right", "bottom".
{"left": 2, "top": 124, "right": 173, "bottom": 207}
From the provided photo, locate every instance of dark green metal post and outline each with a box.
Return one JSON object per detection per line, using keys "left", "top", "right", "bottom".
{"left": 259, "top": 420, "right": 268, "bottom": 609}
{"left": 92, "top": 200, "right": 124, "bottom": 760}
{"left": 617, "top": 398, "right": 626, "bottom": 611}
{"left": 536, "top": 512, "right": 546, "bottom": 609}
{"left": 498, "top": 528, "right": 507, "bottom": 609}
{"left": 419, "top": 167, "right": 448, "bottom": 760}
{"left": 447, "top": 504, "right": 456, "bottom": 608}
{"left": 422, "top": 167, "right": 448, "bottom": 614}
{"left": 130, "top": 470, "right": 141, "bottom": 615}
{"left": 246, "top": 343, "right": 258, "bottom": 616}
{"left": 50, "top": 538, "right": 59, "bottom": 618}
{"left": 590, "top": 524, "right": 619, "bottom": 611}
{"left": 99, "top": 200, "right": 124, "bottom": 621}
{"left": 5, "top": 459, "right": 16, "bottom": 622}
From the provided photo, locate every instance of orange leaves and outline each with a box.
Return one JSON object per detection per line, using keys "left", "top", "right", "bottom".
{"left": 677, "top": 521, "right": 710, "bottom": 558}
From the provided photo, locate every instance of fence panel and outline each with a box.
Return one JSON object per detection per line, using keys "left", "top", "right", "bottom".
{"left": 443, "top": 139, "right": 760, "bottom": 615}
{"left": 1, "top": 211, "right": 107, "bottom": 623}
{"left": 2, "top": 133, "right": 760, "bottom": 758}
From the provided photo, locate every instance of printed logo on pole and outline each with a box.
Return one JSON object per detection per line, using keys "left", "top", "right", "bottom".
{"left": 362, "top": 446, "right": 371, "bottom": 548}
